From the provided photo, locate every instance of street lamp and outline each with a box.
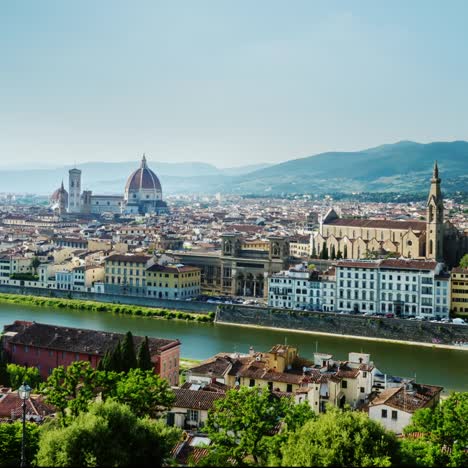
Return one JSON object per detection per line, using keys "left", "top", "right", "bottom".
{"left": 18, "top": 382, "right": 31, "bottom": 468}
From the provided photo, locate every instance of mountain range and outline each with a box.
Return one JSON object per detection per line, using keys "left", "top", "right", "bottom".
{"left": 1, "top": 141, "right": 467, "bottom": 196}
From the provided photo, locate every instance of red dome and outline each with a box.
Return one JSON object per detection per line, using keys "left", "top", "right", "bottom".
{"left": 125, "top": 155, "right": 162, "bottom": 193}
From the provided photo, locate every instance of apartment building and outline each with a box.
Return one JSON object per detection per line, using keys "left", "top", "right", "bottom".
{"left": 146, "top": 263, "right": 201, "bottom": 299}
{"left": 335, "top": 259, "right": 449, "bottom": 318}
{"left": 451, "top": 267, "right": 468, "bottom": 313}
{"left": 104, "top": 253, "right": 152, "bottom": 295}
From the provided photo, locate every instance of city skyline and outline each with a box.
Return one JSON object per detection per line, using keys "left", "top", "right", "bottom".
{"left": 1, "top": 1, "right": 468, "bottom": 167}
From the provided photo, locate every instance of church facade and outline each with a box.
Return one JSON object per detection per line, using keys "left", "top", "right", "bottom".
{"left": 313, "top": 162, "right": 467, "bottom": 267}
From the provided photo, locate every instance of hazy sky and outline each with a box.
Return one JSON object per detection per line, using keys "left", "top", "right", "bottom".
{"left": 1, "top": 0, "right": 468, "bottom": 168}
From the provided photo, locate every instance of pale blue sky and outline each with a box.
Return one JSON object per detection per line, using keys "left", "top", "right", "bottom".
{"left": 1, "top": 0, "right": 467, "bottom": 168}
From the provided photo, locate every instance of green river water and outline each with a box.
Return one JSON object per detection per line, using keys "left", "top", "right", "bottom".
{"left": 0, "top": 303, "right": 467, "bottom": 393}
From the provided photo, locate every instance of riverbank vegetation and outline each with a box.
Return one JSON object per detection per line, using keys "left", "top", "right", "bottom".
{"left": 0, "top": 292, "right": 215, "bottom": 323}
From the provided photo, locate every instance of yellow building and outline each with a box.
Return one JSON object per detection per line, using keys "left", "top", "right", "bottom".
{"left": 104, "top": 253, "right": 151, "bottom": 294}
{"left": 146, "top": 264, "right": 201, "bottom": 299}
{"left": 451, "top": 267, "right": 468, "bottom": 314}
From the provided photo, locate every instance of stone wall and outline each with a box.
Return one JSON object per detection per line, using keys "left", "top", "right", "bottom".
{"left": 216, "top": 305, "right": 468, "bottom": 345}
{"left": 0, "top": 284, "right": 215, "bottom": 314}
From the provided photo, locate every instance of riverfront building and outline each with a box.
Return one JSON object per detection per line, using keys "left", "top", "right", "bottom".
{"left": 267, "top": 258, "right": 450, "bottom": 318}
{"left": 1, "top": 321, "right": 181, "bottom": 385}
{"left": 450, "top": 267, "right": 468, "bottom": 314}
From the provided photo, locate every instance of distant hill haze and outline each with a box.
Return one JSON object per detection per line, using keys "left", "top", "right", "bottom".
{"left": 1, "top": 141, "right": 467, "bottom": 195}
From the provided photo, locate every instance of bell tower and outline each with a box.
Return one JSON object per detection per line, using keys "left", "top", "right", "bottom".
{"left": 425, "top": 161, "right": 444, "bottom": 261}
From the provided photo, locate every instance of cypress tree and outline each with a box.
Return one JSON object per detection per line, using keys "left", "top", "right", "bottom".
{"left": 321, "top": 244, "right": 329, "bottom": 260}
{"left": 343, "top": 244, "right": 348, "bottom": 258}
{"left": 311, "top": 246, "right": 317, "bottom": 259}
{"left": 109, "top": 341, "right": 123, "bottom": 373}
{"left": 121, "top": 331, "right": 137, "bottom": 373}
{"left": 0, "top": 346, "right": 10, "bottom": 387}
{"left": 330, "top": 245, "right": 336, "bottom": 260}
{"left": 336, "top": 249, "right": 343, "bottom": 260}
{"left": 137, "top": 336, "right": 153, "bottom": 371}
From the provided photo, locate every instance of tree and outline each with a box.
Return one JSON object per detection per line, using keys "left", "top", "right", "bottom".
{"left": 336, "top": 249, "right": 343, "bottom": 260}
{"left": 402, "top": 392, "right": 468, "bottom": 467}
{"left": 280, "top": 405, "right": 400, "bottom": 467}
{"left": 120, "top": 331, "right": 137, "bottom": 372}
{"left": 107, "top": 341, "right": 123, "bottom": 373}
{"left": 204, "top": 387, "right": 305, "bottom": 466}
{"left": 40, "top": 361, "right": 96, "bottom": 420}
{"left": 35, "top": 399, "right": 181, "bottom": 467}
{"left": 330, "top": 245, "right": 336, "bottom": 260}
{"left": 459, "top": 254, "right": 468, "bottom": 269}
{"left": 0, "top": 421, "right": 40, "bottom": 467}
{"left": 137, "top": 336, "right": 153, "bottom": 371}
{"left": 320, "top": 244, "right": 329, "bottom": 260}
{"left": 6, "top": 363, "right": 42, "bottom": 390}
{"left": 0, "top": 344, "right": 9, "bottom": 387}
{"left": 30, "top": 256, "right": 41, "bottom": 275}
{"left": 109, "top": 368, "right": 175, "bottom": 418}
{"left": 311, "top": 245, "right": 317, "bottom": 258}
{"left": 343, "top": 244, "right": 348, "bottom": 258}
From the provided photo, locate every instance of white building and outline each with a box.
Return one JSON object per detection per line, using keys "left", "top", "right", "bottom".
{"left": 335, "top": 259, "right": 449, "bottom": 318}
{"left": 268, "top": 265, "right": 316, "bottom": 309}
{"left": 368, "top": 382, "right": 443, "bottom": 434}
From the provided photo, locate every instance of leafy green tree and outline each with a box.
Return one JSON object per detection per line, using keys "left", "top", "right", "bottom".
{"left": 120, "top": 331, "right": 137, "bottom": 372}
{"left": 280, "top": 405, "right": 400, "bottom": 467}
{"left": 109, "top": 368, "right": 175, "bottom": 418}
{"left": 204, "top": 387, "right": 303, "bottom": 466}
{"left": 336, "top": 249, "right": 343, "bottom": 259}
{"left": 403, "top": 392, "right": 468, "bottom": 467}
{"left": 0, "top": 421, "right": 40, "bottom": 467}
{"left": 459, "top": 254, "right": 468, "bottom": 269}
{"left": 137, "top": 336, "right": 153, "bottom": 371}
{"left": 40, "top": 361, "right": 96, "bottom": 420}
{"left": 35, "top": 399, "right": 181, "bottom": 467}
{"left": 6, "top": 363, "right": 42, "bottom": 390}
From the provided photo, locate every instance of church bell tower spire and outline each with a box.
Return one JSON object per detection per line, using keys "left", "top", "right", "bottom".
{"left": 426, "top": 160, "right": 444, "bottom": 261}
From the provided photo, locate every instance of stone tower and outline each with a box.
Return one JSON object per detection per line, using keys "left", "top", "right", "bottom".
{"left": 425, "top": 161, "right": 444, "bottom": 261}
{"left": 58, "top": 181, "right": 67, "bottom": 216}
{"left": 68, "top": 168, "right": 82, "bottom": 213}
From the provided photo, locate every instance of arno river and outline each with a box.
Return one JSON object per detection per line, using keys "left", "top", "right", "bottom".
{"left": 1, "top": 303, "right": 467, "bottom": 393}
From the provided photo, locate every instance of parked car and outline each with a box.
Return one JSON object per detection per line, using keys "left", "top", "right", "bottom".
{"left": 363, "top": 312, "right": 374, "bottom": 317}
{"left": 385, "top": 313, "right": 395, "bottom": 318}
{"left": 452, "top": 318, "right": 466, "bottom": 325}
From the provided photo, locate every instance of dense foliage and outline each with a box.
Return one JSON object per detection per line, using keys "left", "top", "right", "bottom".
{"left": 459, "top": 254, "right": 468, "bottom": 269}
{"left": 35, "top": 399, "right": 181, "bottom": 467}
{"left": 0, "top": 421, "right": 40, "bottom": 467}
{"left": 40, "top": 361, "right": 175, "bottom": 423}
{"left": 280, "top": 406, "right": 399, "bottom": 467}
{"left": 6, "top": 363, "right": 42, "bottom": 390}
{"left": 202, "top": 387, "right": 314, "bottom": 466}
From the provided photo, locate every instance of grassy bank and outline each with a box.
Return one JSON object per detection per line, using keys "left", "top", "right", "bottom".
{"left": 0, "top": 293, "right": 215, "bottom": 323}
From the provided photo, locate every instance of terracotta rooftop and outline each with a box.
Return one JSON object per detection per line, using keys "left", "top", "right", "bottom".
{"left": 324, "top": 218, "right": 427, "bottom": 231}
{"left": 173, "top": 388, "right": 225, "bottom": 411}
{"left": 105, "top": 254, "right": 151, "bottom": 264}
{"left": 3, "top": 321, "right": 179, "bottom": 356}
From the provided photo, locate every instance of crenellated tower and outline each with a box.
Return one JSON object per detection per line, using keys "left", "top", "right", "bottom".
{"left": 425, "top": 161, "right": 444, "bottom": 261}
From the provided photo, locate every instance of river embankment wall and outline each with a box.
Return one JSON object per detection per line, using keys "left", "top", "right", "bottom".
{"left": 216, "top": 305, "right": 468, "bottom": 346}
{"left": 0, "top": 284, "right": 215, "bottom": 314}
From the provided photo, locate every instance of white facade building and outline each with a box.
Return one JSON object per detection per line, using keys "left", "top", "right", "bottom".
{"left": 335, "top": 259, "right": 449, "bottom": 318}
